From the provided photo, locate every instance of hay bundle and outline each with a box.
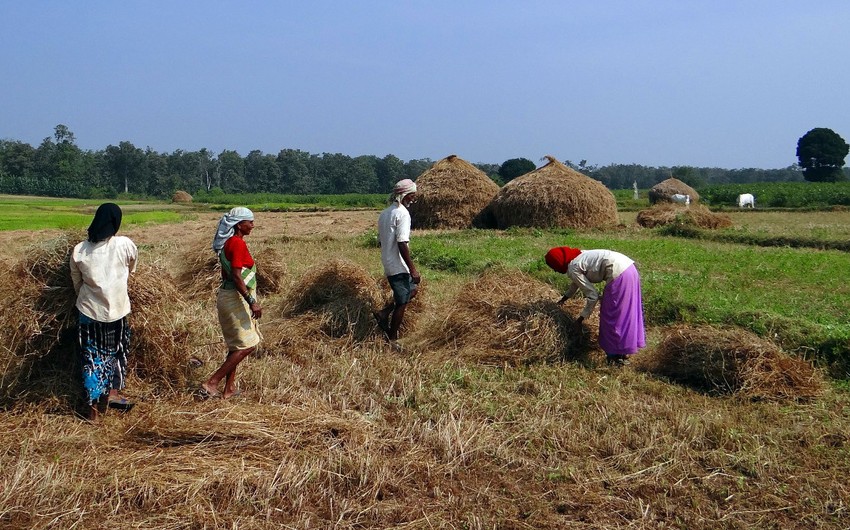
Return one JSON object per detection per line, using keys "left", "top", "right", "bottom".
{"left": 0, "top": 234, "right": 197, "bottom": 405}
{"left": 172, "top": 190, "right": 193, "bottom": 203}
{"left": 279, "top": 259, "right": 382, "bottom": 341}
{"left": 648, "top": 178, "right": 700, "bottom": 204}
{"left": 636, "top": 203, "right": 732, "bottom": 229}
{"left": 407, "top": 154, "right": 500, "bottom": 229}
{"left": 177, "top": 245, "right": 287, "bottom": 301}
{"left": 253, "top": 246, "right": 286, "bottom": 295}
{"left": 636, "top": 325, "right": 823, "bottom": 400}
{"left": 423, "top": 268, "right": 592, "bottom": 365}
{"left": 489, "top": 156, "right": 618, "bottom": 229}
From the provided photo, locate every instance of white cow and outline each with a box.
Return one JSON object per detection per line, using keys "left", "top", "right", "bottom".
{"left": 670, "top": 193, "right": 690, "bottom": 206}
{"left": 737, "top": 193, "right": 755, "bottom": 208}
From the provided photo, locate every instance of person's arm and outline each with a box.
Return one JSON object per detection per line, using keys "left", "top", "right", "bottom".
{"left": 69, "top": 254, "right": 82, "bottom": 295}
{"left": 231, "top": 266, "right": 262, "bottom": 319}
{"left": 398, "top": 241, "right": 420, "bottom": 283}
{"left": 557, "top": 283, "right": 579, "bottom": 304}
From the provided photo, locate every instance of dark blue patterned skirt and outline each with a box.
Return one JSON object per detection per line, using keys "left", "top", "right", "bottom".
{"left": 77, "top": 314, "right": 130, "bottom": 404}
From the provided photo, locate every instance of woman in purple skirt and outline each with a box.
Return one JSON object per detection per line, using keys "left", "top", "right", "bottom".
{"left": 545, "top": 246, "right": 646, "bottom": 366}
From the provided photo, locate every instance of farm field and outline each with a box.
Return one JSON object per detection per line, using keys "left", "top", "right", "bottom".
{"left": 1, "top": 204, "right": 849, "bottom": 529}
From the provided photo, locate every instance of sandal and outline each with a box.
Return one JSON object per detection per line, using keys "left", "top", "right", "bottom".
{"left": 108, "top": 396, "right": 135, "bottom": 411}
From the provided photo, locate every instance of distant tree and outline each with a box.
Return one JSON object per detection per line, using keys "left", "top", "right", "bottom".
{"left": 376, "top": 154, "right": 405, "bottom": 192}
{"left": 672, "top": 166, "right": 705, "bottom": 188}
{"left": 498, "top": 158, "right": 536, "bottom": 182}
{"left": 104, "top": 141, "right": 145, "bottom": 194}
{"left": 796, "top": 128, "right": 849, "bottom": 182}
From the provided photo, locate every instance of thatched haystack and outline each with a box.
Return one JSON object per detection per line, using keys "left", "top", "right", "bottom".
{"left": 172, "top": 190, "right": 193, "bottom": 203}
{"left": 648, "top": 178, "right": 700, "bottom": 204}
{"left": 636, "top": 203, "right": 732, "bottom": 229}
{"left": 421, "top": 268, "right": 596, "bottom": 365}
{"left": 276, "top": 259, "right": 383, "bottom": 342}
{"left": 635, "top": 325, "right": 823, "bottom": 400}
{"left": 407, "top": 154, "right": 500, "bottom": 229}
{"left": 0, "top": 234, "right": 198, "bottom": 407}
{"left": 489, "top": 156, "right": 618, "bottom": 229}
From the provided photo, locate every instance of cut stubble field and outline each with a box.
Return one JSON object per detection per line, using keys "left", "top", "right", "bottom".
{"left": 1, "top": 208, "right": 849, "bottom": 529}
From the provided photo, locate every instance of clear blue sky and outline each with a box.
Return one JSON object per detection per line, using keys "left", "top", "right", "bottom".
{"left": 2, "top": 1, "right": 848, "bottom": 169}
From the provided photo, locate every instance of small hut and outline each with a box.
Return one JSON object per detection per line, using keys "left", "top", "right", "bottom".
{"left": 489, "top": 156, "right": 618, "bottom": 229}
{"left": 407, "top": 155, "right": 500, "bottom": 229}
{"left": 648, "top": 178, "right": 699, "bottom": 205}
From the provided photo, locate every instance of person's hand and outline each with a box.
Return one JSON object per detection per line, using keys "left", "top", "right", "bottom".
{"left": 411, "top": 269, "right": 421, "bottom": 284}
{"left": 557, "top": 294, "right": 568, "bottom": 304}
{"left": 250, "top": 303, "right": 262, "bottom": 319}
{"left": 571, "top": 315, "right": 584, "bottom": 335}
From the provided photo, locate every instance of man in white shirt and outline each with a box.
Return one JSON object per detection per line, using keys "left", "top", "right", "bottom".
{"left": 374, "top": 179, "right": 420, "bottom": 347}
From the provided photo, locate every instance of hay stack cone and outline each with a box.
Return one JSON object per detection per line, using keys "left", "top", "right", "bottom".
{"left": 407, "top": 154, "right": 500, "bottom": 229}
{"left": 490, "top": 156, "right": 618, "bottom": 229}
{"left": 648, "top": 178, "right": 700, "bottom": 205}
{"left": 172, "top": 190, "right": 193, "bottom": 203}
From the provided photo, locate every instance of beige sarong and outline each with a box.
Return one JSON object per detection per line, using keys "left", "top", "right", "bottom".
{"left": 217, "top": 288, "right": 261, "bottom": 350}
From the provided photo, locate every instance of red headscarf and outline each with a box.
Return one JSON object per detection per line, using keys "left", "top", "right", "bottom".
{"left": 545, "top": 246, "right": 582, "bottom": 273}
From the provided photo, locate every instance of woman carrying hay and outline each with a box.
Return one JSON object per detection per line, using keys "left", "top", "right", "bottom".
{"left": 70, "top": 203, "right": 138, "bottom": 421}
{"left": 374, "top": 179, "right": 420, "bottom": 348}
{"left": 545, "top": 247, "right": 646, "bottom": 366}
{"left": 202, "top": 207, "right": 262, "bottom": 399}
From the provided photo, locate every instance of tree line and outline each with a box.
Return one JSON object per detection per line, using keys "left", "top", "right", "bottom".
{"left": 1, "top": 124, "right": 843, "bottom": 200}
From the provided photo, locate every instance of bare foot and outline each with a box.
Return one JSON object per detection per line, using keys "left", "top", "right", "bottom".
{"left": 223, "top": 388, "right": 243, "bottom": 399}
{"left": 200, "top": 382, "right": 220, "bottom": 398}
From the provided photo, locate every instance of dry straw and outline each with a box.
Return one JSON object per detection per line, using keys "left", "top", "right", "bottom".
{"left": 271, "top": 259, "right": 383, "bottom": 345}
{"left": 636, "top": 203, "right": 733, "bottom": 229}
{"left": 635, "top": 324, "right": 823, "bottom": 400}
{"left": 176, "top": 244, "right": 287, "bottom": 301}
{"left": 490, "top": 155, "right": 619, "bottom": 229}
{"left": 648, "top": 177, "right": 701, "bottom": 204}
{"left": 420, "top": 267, "right": 595, "bottom": 365}
{"left": 407, "top": 154, "right": 500, "bottom": 229}
{"left": 0, "top": 233, "right": 200, "bottom": 408}
{"left": 171, "top": 189, "right": 193, "bottom": 202}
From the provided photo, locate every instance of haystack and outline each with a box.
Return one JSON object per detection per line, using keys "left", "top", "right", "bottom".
{"left": 489, "top": 156, "right": 618, "bottom": 229}
{"left": 635, "top": 325, "right": 823, "bottom": 400}
{"left": 648, "top": 178, "right": 700, "bottom": 204}
{"left": 0, "top": 234, "right": 198, "bottom": 408}
{"left": 407, "top": 155, "right": 500, "bottom": 229}
{"left": 172, "top": 190, "right": 193, "bottom": 203}
{"left": 421, "top": 268, "right": 596, "bottom": 365}
{"left": 636, "top": 203, "right": 732, "bottom": 229}
{"left": 274, "top": 259, "right": 383, "bottom": 342}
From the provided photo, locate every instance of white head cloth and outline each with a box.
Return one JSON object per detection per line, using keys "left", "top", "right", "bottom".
{"left": 391, "top": 178, "right": 417, "bottom": 204}
{"left": 212, "top": 207, "right": 254, "bottom": 253}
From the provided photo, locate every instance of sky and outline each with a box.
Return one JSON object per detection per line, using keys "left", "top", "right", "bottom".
{"left": 2, "top": 1, "right": 849, "bottom": 169}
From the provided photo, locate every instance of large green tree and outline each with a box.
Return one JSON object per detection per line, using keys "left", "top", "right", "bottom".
{"left": 796, "top": 128, "right": 849, "bottom": 182}
{"left": 498, "top": 158, "right": 536, "bottom": 182}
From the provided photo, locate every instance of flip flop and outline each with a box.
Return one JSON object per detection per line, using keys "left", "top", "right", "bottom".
{"left": 107, "top": 397, "right": 135, "bottom": 412}
{"left": 196, "top": 387, "right": 220, "bottom": 400}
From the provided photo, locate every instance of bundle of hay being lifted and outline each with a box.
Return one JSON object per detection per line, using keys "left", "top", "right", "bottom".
{"left": 0, "top": 234, "right": 199, "bottom": 408}
{"left": 421, "top": 268, "right": 595, "bottom": 365}
{"left": 172, "top": 190, "right": 193, "bottom": 203}
{"left": 489, "top": 156, "right": 618, "bottom": 229}
{"left": 648, "top": 178, "right": 700, "bottom": 204}
{"left": 177, "top": 245, "right": 287, "bottom": 301}
{"left": 636, "top": 203, "right": 732, "bottom": 229}
{"left": 274, "top": 259, "right": 383, "bottom": 343}
{"left": 407, "top": 154, "right": 500, "bottom": 229}
{"left": 635, "top": 325, "right": 823, "bottom": 400}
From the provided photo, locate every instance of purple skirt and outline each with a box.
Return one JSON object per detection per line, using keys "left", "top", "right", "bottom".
{"left": 598, "top": 264, "right": 646, "bottom": 356}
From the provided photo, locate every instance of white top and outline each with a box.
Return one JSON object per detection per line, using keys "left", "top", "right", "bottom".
{"left": 378, "top": 202, "right": 411, "bottom": 276}
{"left": 563, "top": 249, "right": 634, "bottom": 319}
{"left": 70, "top": 235, "right": 138, "bottom": 322}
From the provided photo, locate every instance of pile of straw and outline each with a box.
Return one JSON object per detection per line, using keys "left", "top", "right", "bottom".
{"left": 407, "top": 155, "right": 500, "bottom": 229}
{"left": 636, "top": 325, "right": 823, "bottom": 400}
{"left": 0, "top": 233, "right": 199, "bottom": 407}
{"left": 177, "top": 245, "right": 287, "bottom": 301}
{"left": 490, "top": 156, "right": 618, "bottom": 229}
{"left": 172, "top": 190, "right": 193, "bottom": 202}
{"left": 422, "top": 268, "right": 590, "bottom": 365}
{"left": 648, "top": 178, "right": 700, "bottom": 204}
{"left": 636, "top": 203, "right": 733, "bottom": 229}
{"left": 278, "top": 259, "right": 382, "bottom": 341}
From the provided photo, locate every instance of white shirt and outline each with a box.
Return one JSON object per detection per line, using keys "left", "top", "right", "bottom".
{"left": 563, "top": 249, "right": 634, "bottom": 319}
{"left": 70, "top": 235, "right": 138, "bottom": 322}
{"left": 378, "top": 202, "right": 411, "bottom": 276}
